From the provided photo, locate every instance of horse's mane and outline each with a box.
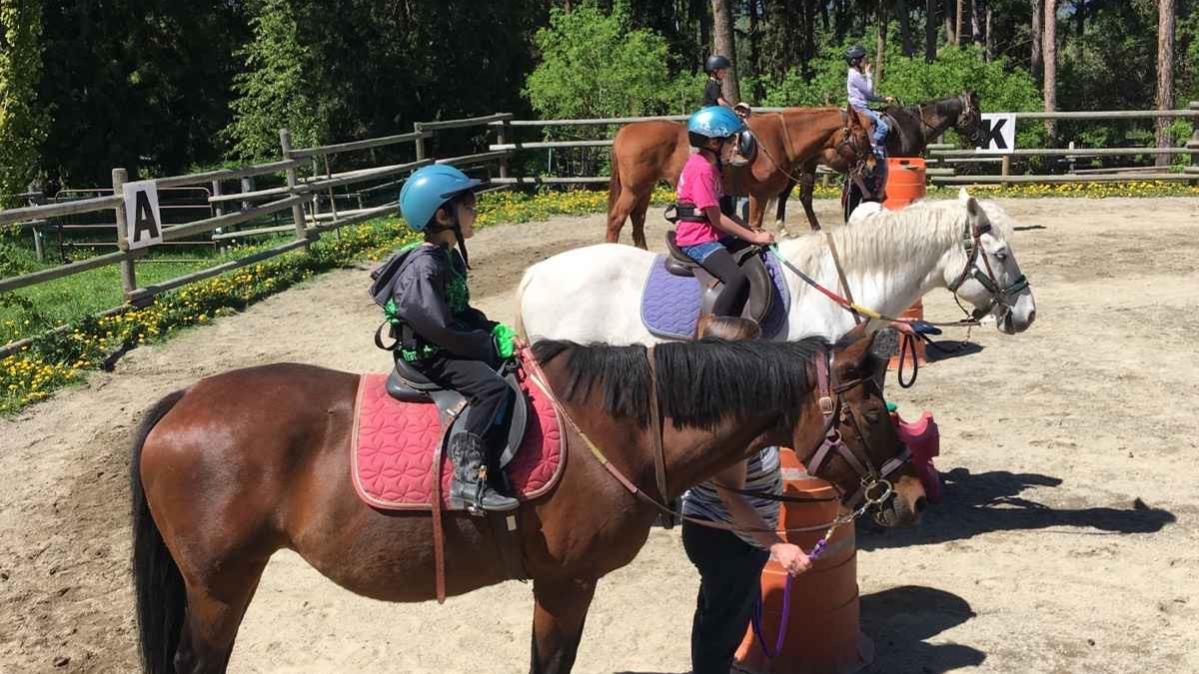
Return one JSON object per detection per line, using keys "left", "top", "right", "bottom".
{"left": 776, "top": 197, "right": 1015, "bottom": 276}
{"left": 530, "top": 337, "right": 833, "bottom": 431}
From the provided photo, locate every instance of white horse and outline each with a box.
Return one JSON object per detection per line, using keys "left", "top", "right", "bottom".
{"left": 517, "top": 190, "right": 1036, "bottom": 344}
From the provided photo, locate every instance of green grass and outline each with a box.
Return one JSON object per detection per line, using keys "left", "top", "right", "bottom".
{"left": 0, "top": 235, "right": 295, "bottom": 345}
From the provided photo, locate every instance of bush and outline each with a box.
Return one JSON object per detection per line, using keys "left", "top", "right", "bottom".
{"left": 524, "top": 5, "right": 700, "bottom": 121}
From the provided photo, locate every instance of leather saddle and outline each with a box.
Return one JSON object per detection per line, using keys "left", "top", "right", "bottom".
{"left": 385, "top": 360, "right": 529, "bottom": 471}
{"left": 663, "top": 230, "right": 774, "bottom": 326}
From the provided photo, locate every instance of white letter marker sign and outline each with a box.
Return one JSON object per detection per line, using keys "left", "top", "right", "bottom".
{"left": 976, "top": 113, "right": 1017, "bottom": 153}
{"left": 123, "top": 180, "right": 164, "bottom": 250}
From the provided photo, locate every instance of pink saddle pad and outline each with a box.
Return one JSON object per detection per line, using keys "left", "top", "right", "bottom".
{"left": 351, "top": 372, "right": 565, "bottom": 510}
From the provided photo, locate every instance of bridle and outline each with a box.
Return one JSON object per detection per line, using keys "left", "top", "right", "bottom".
{"left": 805, "top": 347, "right": 909, "bottom": 511}
{"left": 519, "top": 344, "right": 908, "bottom": 536}
{"left": 947, "top": 216, "right": 1030, "bottom": 323}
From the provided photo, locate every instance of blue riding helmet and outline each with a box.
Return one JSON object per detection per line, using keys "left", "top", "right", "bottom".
{"left": 398, "top": 164, "right": 482, "bottom": 232}
{"left": 687, "top": 106, "right": 746, "bottom": 139}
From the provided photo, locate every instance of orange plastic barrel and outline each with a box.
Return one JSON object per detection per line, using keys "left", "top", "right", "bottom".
{"left": 882, "top": 157, "right": 926, "bottom": 210}
{"left": 733, "top": 449, "right": 874, "bottom": 674}
{"left": 883, "top": 156, "right": 928, "bottom": 369}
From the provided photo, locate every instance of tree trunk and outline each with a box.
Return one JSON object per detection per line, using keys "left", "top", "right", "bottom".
{"left": 985, "top": 4, "right": 994, "bottom": 61}
{"left": 1031, "top": 0, "right": 1043, "bottom": 85}
{"left": 926, "top": 0, "right": 938, "bottom": 62}
{"left": 972, "top": 0, "right": 984, "bottom": 44}
{"left": 955, "top": 0, "right": 964, "bottom": 44}
{"left": 944, "top": 0, "right": 955, "bottom": 44}
{"left": 1043, "top": 0, "right": 1057, "bottom": 141}
{"left": 876, "top": 2, "right": 889, "bottom": 86}
{"left": 696, "top": 0, "right": 711, "bottom": 62}
{"left": 1156, "top": 0, "right": 1176, "bottom": 167}
{"left": 897, "top": 0, "right": 914, "bottom": 56}
{"left": 711, "top": 0, "right": 740, "bottom": 103}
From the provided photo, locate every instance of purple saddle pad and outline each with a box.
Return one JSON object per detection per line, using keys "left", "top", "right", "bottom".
{"left": 640, "top": 252, "right": 790, "bottom": 340}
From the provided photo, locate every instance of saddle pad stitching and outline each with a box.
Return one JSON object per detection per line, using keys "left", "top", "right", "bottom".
{"left": 351, "top": 373, "right": 565, "bottom": 511}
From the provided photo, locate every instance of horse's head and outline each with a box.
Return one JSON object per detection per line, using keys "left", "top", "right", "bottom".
{"left": 944, "top": 189, "right": 1037, "bottom": 334}
{"left": 838, "top": 106, "right": 877, "bottom": 180}
{"left": 794, "top": 330, "right": 925, "bottom": 528}
{"left": 956, "top": 91, "right": 987, "bottom": 147}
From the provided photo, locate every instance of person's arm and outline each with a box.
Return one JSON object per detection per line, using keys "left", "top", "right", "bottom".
{"left": 395, "top": 257, "right": 497, "bottom": 363}
{"left": 712, "top": 462, "right": 811, "bottom": 576}
{"left": 703, "top": 205, "right": 773, "bottom": 244}
{"left": 717, "top": 95, "right": 733, "bottom": 108}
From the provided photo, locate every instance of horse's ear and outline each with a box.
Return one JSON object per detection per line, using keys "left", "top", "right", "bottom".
{"left": 834, "top": 330, "right": 880, "bottom": 379}
{"left": 957, "top": 187, "right": 971, "bottom": 203}
{"left": 846, "top": 105, "right": 858, "bottom": 128}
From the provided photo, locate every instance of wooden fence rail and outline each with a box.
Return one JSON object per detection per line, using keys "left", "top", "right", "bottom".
{"left": 3, "top": 104, "right": 1197, "bottom": 358}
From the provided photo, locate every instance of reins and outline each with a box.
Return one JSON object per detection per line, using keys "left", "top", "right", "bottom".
{"left": 518, "top": 346, "right": 895, "bottom": 537}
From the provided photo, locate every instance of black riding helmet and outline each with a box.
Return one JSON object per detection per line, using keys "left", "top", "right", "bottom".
{"left": 704, "top": 54, "right": 732, "bottom": 74}
{"left": 845, "top": 45, "right": 867, "bottom": 66}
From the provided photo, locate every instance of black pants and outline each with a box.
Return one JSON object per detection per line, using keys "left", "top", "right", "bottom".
{"left": 413, "top": 356, "right": 513, "bottom": 454}
{"left": 682, "top": 521, "right": 770, "bottom": 674}
{"left": 700, "top": 247, "right": 750, "bottom": 317}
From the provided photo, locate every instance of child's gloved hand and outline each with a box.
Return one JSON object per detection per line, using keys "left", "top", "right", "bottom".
{"left": 492, "top": 323, "right": 518, "bottom": 360}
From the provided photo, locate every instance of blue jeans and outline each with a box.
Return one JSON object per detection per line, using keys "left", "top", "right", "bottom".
{"left": 859, "top": 107, "right": 889, "bottom": 156}
{"left": 680, "top": 237, "right": 736, "bottom": 264}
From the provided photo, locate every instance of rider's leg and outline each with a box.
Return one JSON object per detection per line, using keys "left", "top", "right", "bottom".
{"left": 420, "top": 356, "right": 519, "bottom": 512}
{"left": 863, "top": 108, "right": 889, "bottom": 157}
{"left": 695, "top": 246, "right": 750, "bottom": 317}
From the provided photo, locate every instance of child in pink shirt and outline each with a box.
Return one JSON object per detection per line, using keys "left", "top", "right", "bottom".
{"left": 675, "top": 106, "right": 774, "bottom": 318}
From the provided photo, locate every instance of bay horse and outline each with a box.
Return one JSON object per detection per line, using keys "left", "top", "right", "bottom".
{"left": 519, "top": 191, "right": 1036, "bottom": 347}
{"left": 774, "top": 92, "right": 987, "bottom": 229}
{"left": 131, "top": 334, "right": 924, "bottom": 674}
{"left": 606, "top": 106, "right": 875, "bottom": 249}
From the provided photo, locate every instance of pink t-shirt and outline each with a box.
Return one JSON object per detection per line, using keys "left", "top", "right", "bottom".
{"left": 674, "top": 153, "right": 722, "bottom": 246}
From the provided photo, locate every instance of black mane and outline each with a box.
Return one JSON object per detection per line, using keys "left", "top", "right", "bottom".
{"left": 530, "top": 337, "right": 836, "bottom": 431}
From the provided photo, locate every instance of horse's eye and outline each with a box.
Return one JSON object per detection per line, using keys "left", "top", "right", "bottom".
{"left": 994, "top": 250, "right": 1009, "bottom": 262}
{"left": 865, "top": 410, "right": 882, "bottom": 424}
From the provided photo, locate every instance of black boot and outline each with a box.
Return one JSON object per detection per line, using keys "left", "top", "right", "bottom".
{"left": 448, "top": 432, "right": 519, "bottom": 512}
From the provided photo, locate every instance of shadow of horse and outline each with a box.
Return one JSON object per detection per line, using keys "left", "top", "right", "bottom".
{"left": 923, "top": 340, "right": 984, "bottom": 364}
{"left": 858, "top": 468, "right": 1177, "bottom": 550}
{"left": 860, "top": 585, "right": 985, "bottom": 673}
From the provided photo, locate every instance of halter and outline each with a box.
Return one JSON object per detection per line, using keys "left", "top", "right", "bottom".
{"left": 805, "top": 348, "right": 910, "bottom": 509}
{"left": 946, "top": 217, "right": 1030, "bottom": 322}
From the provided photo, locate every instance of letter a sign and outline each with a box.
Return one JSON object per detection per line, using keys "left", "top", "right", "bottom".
{"left": 123, "top": 181, "right": 164, "bottom": 250}
{"left": 976, "top": 113, "right": 1017, "bottom": 154}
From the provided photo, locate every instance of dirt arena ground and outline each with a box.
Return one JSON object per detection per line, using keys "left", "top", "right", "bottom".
{"left": 1, "top": 196, "right": 1196, "bottom": 674}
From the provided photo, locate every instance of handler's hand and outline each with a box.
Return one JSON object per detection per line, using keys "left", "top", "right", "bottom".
{"left": 770, "top": 543, "right": 812, "bottom": 577}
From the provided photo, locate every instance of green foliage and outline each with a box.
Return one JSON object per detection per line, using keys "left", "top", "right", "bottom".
{"left": 225, "top": 0, "right": 326, "bottom": 160}
{"left": 37, "top": 1, "right": 250, "bottom": 184}
{"left": 524, "top": 5, "right": 702, "bottom": 121}
{"left": 0, "top": 0, "right": 48, "bottom": 196}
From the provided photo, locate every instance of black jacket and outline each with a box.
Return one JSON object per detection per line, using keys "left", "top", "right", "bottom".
{"left": 370, "top": 243, "right": 497, "bottom": 365}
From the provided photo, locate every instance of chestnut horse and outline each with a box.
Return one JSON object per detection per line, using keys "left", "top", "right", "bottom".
{"left": 131, "top": 334, "right": 924, "bottom": 674}
{"left": 776, "top": 92, "right": 987, "bottom": 229}
{"left": 606, "top": 106, "right": 874, "bottom": 249}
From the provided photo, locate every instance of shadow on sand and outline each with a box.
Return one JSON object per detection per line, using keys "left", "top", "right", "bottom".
{"left": 859, "top": 467, "right": 1176, "bottom": 550}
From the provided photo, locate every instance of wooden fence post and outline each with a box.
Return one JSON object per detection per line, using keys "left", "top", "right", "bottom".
{"left": 279, "top": 129, "right": 310, "bottom": 242}
{"left": 111, "top": 168, "right": 137, "bottom": 298}
{"left": 497, "top": 116, "right": 510, "bottom": 179}
{"left": 1188, "top": 101, "right": 1199, "bottom": 184}
{"left": 414, "top": 122, "right": 426, "bottom": 162}
{"left": 1001, "top": 155, "right": 1011, "bottom": 186}
{"left": 240, "top": 176, "right": 255, "bottom": 212}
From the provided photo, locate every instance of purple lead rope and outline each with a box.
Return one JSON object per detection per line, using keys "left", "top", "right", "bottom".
{"left": 750, "top": 536, "right": 830, "bottom": 659}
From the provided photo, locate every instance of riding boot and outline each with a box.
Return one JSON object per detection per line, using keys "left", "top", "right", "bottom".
{"left": 448, "top": 432, "right": 519, "bottom": 512}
